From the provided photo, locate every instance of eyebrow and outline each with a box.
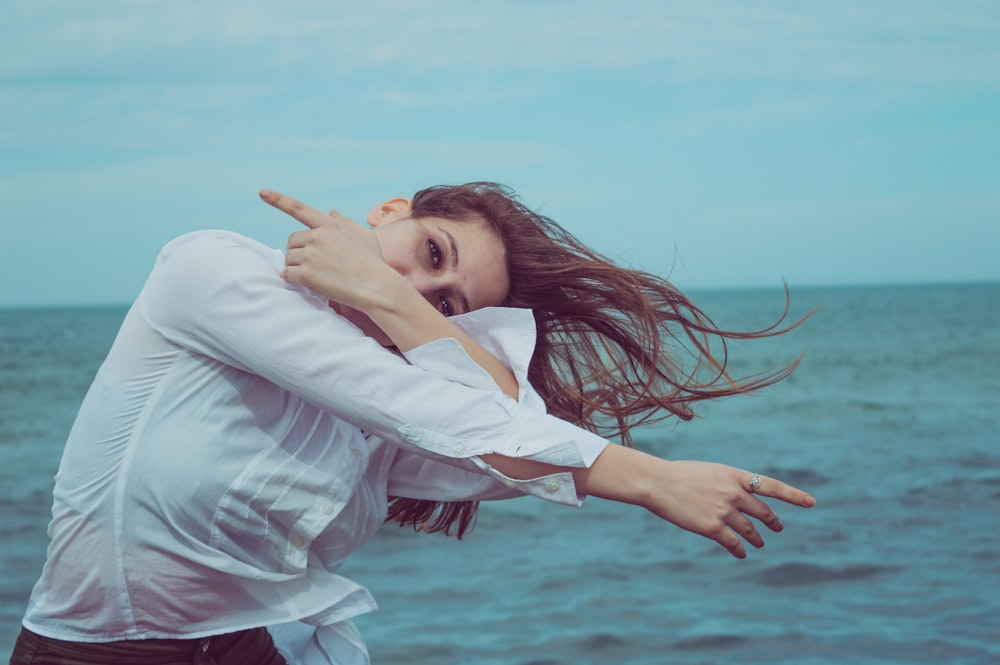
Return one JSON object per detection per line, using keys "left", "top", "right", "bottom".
{"left": 441, "top": 228, "right": 470, "bottom": 314}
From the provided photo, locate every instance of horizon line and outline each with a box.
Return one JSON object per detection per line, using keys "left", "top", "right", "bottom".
{"left": 2, "top": 278, "right": 997, "bottom": 313}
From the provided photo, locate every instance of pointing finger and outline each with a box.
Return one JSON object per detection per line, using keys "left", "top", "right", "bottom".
{"left": 259, "top": 190, "right": 332, "bottom": 229}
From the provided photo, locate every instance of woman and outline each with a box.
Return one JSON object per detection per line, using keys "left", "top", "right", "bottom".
{"left": 11, "top": 183, "right": 814, "bottom": 665}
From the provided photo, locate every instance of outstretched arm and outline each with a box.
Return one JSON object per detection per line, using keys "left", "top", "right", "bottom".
{"left": 483, "top": 445, "right": 815, "bottom": 559}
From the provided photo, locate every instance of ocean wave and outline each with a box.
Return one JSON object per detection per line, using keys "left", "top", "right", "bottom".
{"left": 750, "top": 562, "right": 896, "bottom": 586}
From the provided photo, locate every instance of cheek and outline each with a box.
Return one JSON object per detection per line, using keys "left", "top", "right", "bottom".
{"left": 477, "top": 265, "right": 511, "bottom": 307}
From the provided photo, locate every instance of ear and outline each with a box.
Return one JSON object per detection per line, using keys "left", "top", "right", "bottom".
{"left": 367, "top": 197, "right": 412, "bottom": 227}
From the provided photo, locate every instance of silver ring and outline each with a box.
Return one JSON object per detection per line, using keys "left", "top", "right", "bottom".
{"left": 749, "top": 472, "right": 761, "bottom": 493}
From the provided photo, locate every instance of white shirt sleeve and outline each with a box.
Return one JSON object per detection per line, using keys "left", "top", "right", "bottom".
{"left": 389, "top": 309, "right": 594, "bottom": 504}
{"left": 136, "top": 231, "right": 608, "bottom": 504}
{"left": 386, "top": 451, "right": 525, "bottom": 502}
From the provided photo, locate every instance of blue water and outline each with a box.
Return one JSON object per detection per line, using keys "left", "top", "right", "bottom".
{"left": 2, "top": 284, "right": 998, "bottom": 664}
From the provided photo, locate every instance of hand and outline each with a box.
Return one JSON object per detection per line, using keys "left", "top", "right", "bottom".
{"left": 641, "top": 458, "right": 815, "bottom": 559}
{"left": 258, "top": 189, "right": 401, "bottom": 312}
{"left": 570, "top": 444, "right": 814, "bottom": 559}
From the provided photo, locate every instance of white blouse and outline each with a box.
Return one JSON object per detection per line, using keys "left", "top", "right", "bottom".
{"left": 21, "top": 231, "right": 608, "bottom": 663}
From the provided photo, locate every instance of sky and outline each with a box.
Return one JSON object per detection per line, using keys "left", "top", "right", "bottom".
{"left": 1, "top": 0, "right": 998, "bottom": 308}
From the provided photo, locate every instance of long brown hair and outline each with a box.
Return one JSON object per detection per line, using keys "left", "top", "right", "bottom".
{"left": 386, "top": 182, "right": 807, "bottom": 538}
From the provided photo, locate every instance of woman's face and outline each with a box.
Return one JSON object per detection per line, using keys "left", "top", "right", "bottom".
{"left": 338, "top": 199, "right": 509, "bottom": 344}
{"left": 370, "top": 205, "right": 509, "bottom": 317}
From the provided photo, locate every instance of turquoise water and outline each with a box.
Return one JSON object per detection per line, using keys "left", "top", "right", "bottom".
{"left": 2, "top": 284, "right": 999, "bottom": 663}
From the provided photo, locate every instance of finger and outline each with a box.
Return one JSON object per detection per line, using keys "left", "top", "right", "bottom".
{"left": 747, "top": 472, "right": 816, "bottom": 508}
{"left": 286, "top": 230, "right": 310, "bottom": 251}
{"left": 717, "top": 530, "right": 747, "bottom": 559}
{"left": 281, "top": 262, "right": 316, "bottom": 286}
{"left": 259, "top": 190, "right": 332, "bottom": 230}
{"left": 284, "top": 247, "right": 305, "bottom": 268}
{"left": 754, "top": 509, "right": 783, "bottom": 533}
{"left": 280, "top": 265, "right": 301, "bottom": 285}
{"left": 764, "top": 511, "right": 783, "bottom": 532}
{"left": 730, "top": 514, "right": 765, "bottom": 549}
{"left": 739, "top": 494, "right": 785, "bottom": 533}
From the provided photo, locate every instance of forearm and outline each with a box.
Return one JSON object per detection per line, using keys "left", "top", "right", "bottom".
{"left": 361, "top": 274, "right": 519, "bottom": 399}
{"left": 481, "top": 443, "right": 655, "bottom": 507}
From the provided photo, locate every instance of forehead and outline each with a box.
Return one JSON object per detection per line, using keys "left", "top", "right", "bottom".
{"left": 429, "top": 216, "right": 510, "bottom": 308}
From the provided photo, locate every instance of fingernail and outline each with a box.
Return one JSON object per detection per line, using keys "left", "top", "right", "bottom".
{"left": 259, "top": 190, "right": 272, "bottom": 199}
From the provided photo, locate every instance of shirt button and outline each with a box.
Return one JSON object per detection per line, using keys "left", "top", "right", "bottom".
{"left": 503, "top": 479, "right": 516, "bottom": 488}
{"left": 351, "top": 448, "right": 363, "bottom": 456}
{"left": 292, "top": 536, "right": 306, "bottom": 549}
{"left": 321, "top": 502, "right": 334, "bottom": 515}
{"left": 546, "top": 478, "right": 560, "bottom": 492}
{"left": 453, "top": 445, "right": 466, "bottom": 456}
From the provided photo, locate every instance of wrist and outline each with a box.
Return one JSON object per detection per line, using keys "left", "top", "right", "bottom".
{"left": 356, "top": 278, "right": 450, "bottom": 353}
{"left": 354, "top": 267, "right": 417, "bottom": 315}
{"left": 574, "top": 444, "right": 666, "bottom": 509}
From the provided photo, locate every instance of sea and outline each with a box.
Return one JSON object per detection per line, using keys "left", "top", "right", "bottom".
{"left": 1, "top": 283, "right": 998, "bottom": 664}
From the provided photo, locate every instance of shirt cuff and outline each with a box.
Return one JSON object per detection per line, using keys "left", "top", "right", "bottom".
{"left": 471, "top": 457, "right": 588, "bottom": 506}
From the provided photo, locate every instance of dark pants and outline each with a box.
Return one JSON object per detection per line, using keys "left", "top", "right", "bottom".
{"left": 9, "top": 627, "right": 287, "bottom": 665}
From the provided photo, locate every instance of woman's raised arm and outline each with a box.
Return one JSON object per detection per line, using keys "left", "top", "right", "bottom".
{"left": 259, "top": 189, "right": 519, "bottom": 399}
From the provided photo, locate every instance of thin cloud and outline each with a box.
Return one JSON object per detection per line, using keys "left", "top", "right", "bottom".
{"left": 366, "top": 84, "right": 536, "bottom": 107}
{"left": 3, "top": 1, "right": 999, "bottom": 86}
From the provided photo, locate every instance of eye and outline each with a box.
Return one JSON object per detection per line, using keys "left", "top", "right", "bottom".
{"left": 427, "top": 239, "right": 442, "bottom": 269}
{"left": 438, "top": 294, "right": 454, "bottom": 317}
